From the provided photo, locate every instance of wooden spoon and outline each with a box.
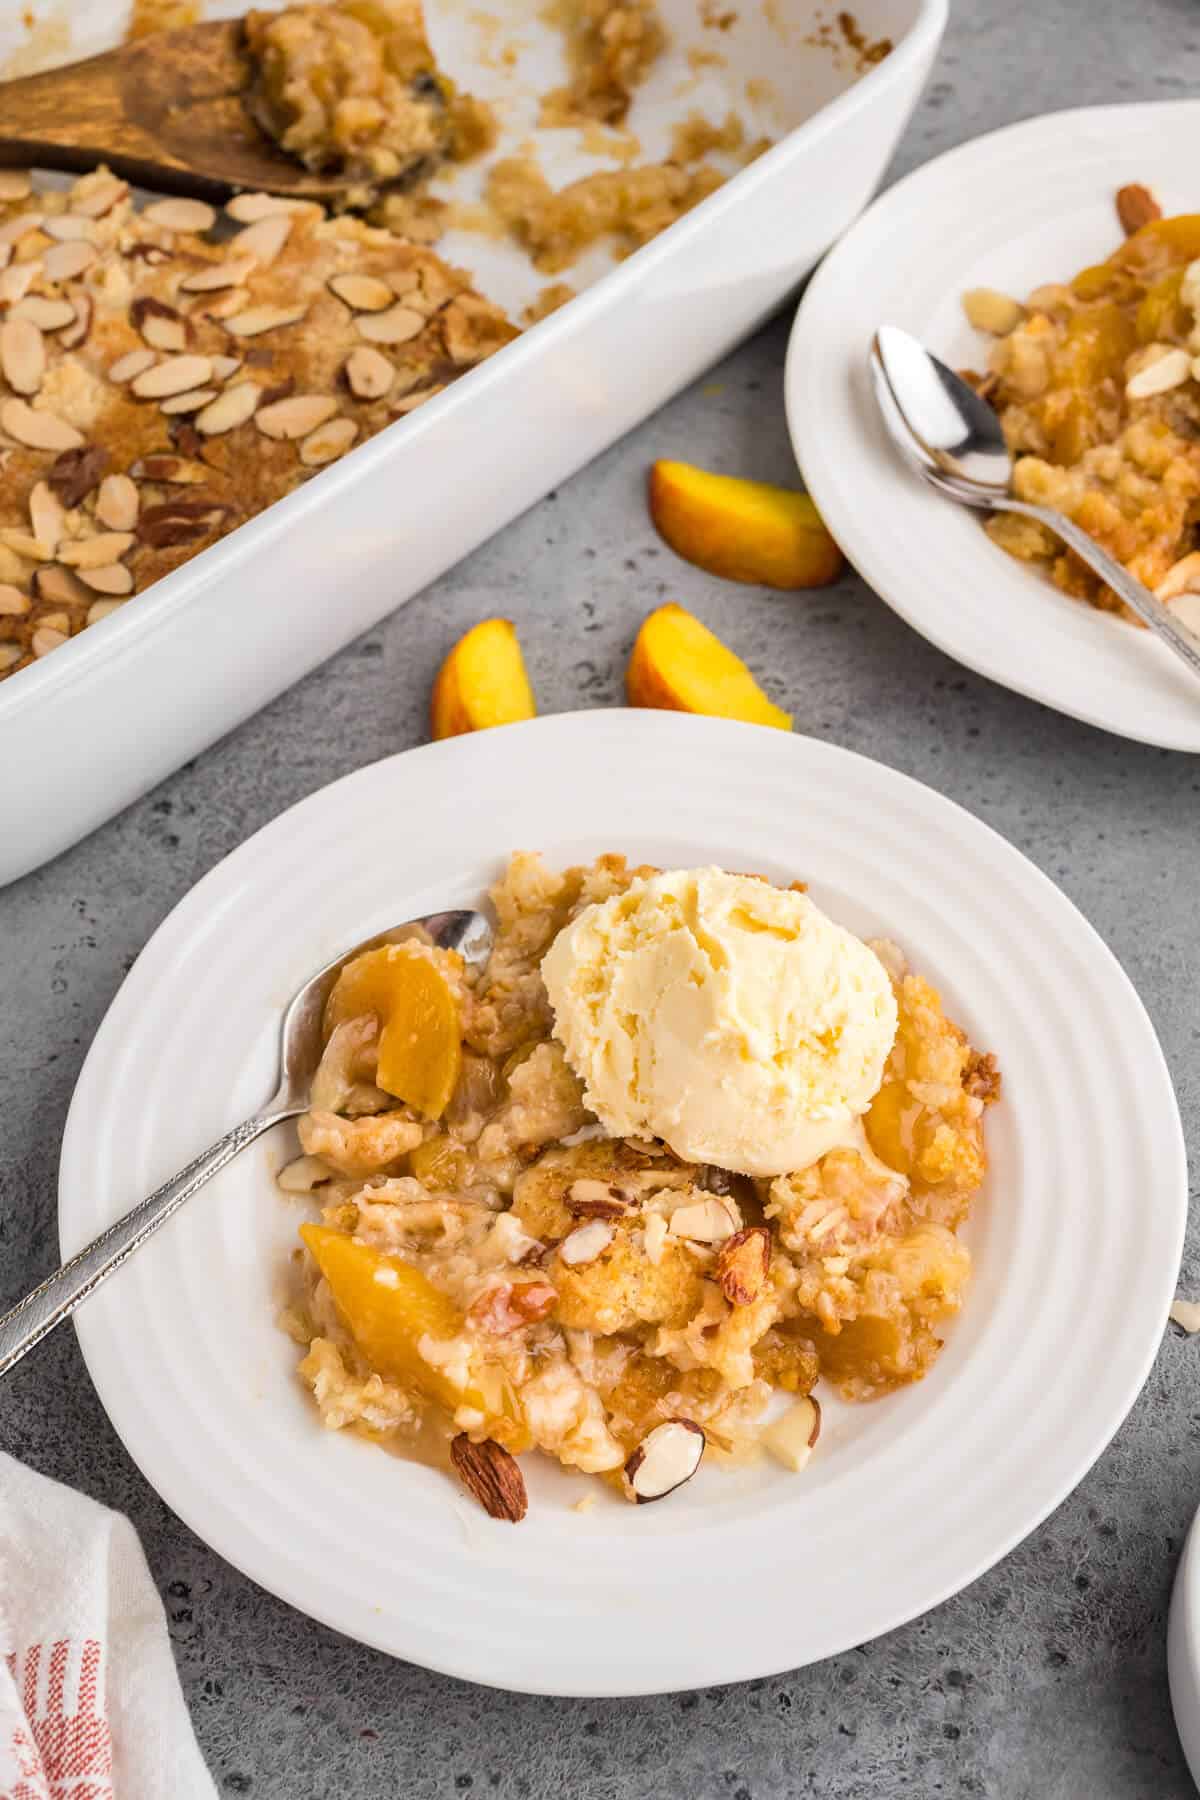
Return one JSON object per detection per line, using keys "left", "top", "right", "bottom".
{"left": 0, "top": 21, "right": 368, "bottom": 204}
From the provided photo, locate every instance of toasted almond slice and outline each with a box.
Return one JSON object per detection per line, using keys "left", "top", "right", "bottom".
{"left": 624, "top": 1419, "right": 705, "bottom": 1503}
{"left": 328, "top": 272, "right": 395, "bottom": 312}
{"left": 0, "top": 263, "right": 39, "bottom": 303}
{"left": 141, "top": 312, "right": 188, "bottom": 354}
{"left": 142, "top": 197, "right": 216, "bottom": 232}
{"left": 32, "top": 624, "right": 68, "bottom": 657}
{"left": 95, "top": 474, "right": 139, "bottom": 532}
{"left": 131, "top": 354, "right": 214, "bottom": 398}
{"left": 58, "top": 291, "right": 91, "bottom": 351}
{"left": 0, "top": 243, "right": 10, "bottom": 271}
{"left": 199, "top": 287, "right": 252, "bottom": 322}
{"left": 210, "top": 354, "right": 243, "bottom": 380}
{"left": 131, "top": 454, "right": 209, "bottom": 483}
{"left": 59, "top": 532, "right": 135, "bottom": 569}
{"left": 667, "top": 1196, "right": 737, "bottom": 1244}
{"left": 28, "top": 481, "right": 65, "bottom": 552}
{"left": 355, "top": 303, "right": 425, "bottom": 346}
{"left": 0, "top": 316, "right": 45, "bottom": 395}
{"left": 0, "top": 212, "right": 44, "bottom": 245}
{"left": 0, "top": 529, "right": 52, "bottom": 560}
{"left": 0, "top": 584, "right": 30, "bottom": 616}
{"left": 558, "top": 1221, "right": 615, "bottom": 1268}
{"left": 225, "top": 304, "right": 308, "bottom": 338}
{"left": 256, "top": 393, "right": 338, "bottom": 441}
{"left": 0, "top": 645, "right": 23, "bottom": 671}
{"left": 85, "top": 597, "right": 128, "bottom": 624}
{"left": 108, "top": 349, "right": 155, "bottom": 384}
{"left": 194, "top": 381, "right": 260, "bottom": 435}
{"left": 390, "top": 383, "right": 444, "bottom": 416}
{"left": 299, "top": 417, "right": 358, "bottom": 467}
{"left": 179, "top": 257, "right": 257, "bottom": 293}
{"left": 762, "top": 1395, "right": 821, "bottom": 1473}
{"left": 1127, "top": 345, "right": 1190, "bottom": 399}
{"left": 78, "top": 562, "right": 134, "bottom": 595}
{"left": 236, "top": 215, "right": 292, "bottom": 264}
{"left": 10, "top": 296, "right": 74, "bottom": 331}
{"left": 0, "top": 400, "right": 84, "bottom": 452}
{"left": 160, "top": 387, "right": 217, "bottom": 414}
{"left": 225, "top": 192, "right": 310, "bottom": 222}
{"left": 33, "top": 564, "right": 90, "bottom": 607}
{"left": 43, "top": 241, "right": 95, "bottom": 283}
{"left": 37, "top": 610, "right": 70, "bottom": 632}
{"left": 43, "top": 214, "right": 95, "bottom": 242}
{"left": 0, "top": 171, "right": 32, "bottom": 202}
{"left": 344, "top": 346, "right": 394, "bottom": 400}
{"left": 71, "top": 178, "right": 128, "bottom": 219}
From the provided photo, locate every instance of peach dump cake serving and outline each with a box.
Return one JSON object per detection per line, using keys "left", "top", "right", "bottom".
{"left": 962, "top": 191, "right": 1200, "bottom": 631}
{"left": 279, "top": 856, "right": 1000, "bottom": 1520}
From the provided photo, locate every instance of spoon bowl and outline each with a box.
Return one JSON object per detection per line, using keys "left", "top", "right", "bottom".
{"left": 0, "top": 904, "right": 494, "bottom": 1378}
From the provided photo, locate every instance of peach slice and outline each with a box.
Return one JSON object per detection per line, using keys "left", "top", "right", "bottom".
{"left": 300, "top": 1225, "right": 527, "bottom": 1445}
{"left": 648, "top": 460, "right": 843, "bottom": 590}
{"left": 430, "top": 618, "right": 537, "bottom": 739}
{"left": 626, "top": 602, "right": 792, "bottom": 730}
{"left": 325, "top": 943, "right": 461, "bottom": 1119}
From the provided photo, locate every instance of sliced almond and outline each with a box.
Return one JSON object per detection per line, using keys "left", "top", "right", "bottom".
{"left": 85, "top": 597, "right": 128, "bottom": 625}
{"left": 255, "top": 393, "right": 338, "bottom": 441}
{"left": 1126, "top": 345, "right": 1190, "bottom": 399}
{"left": 131, "top": 454, "right": 210, "bottom": 483}
{"left": 344, "top": 346, "right": 394, "bottom": 400}
{"left": 0, "top": 213, "right": 44, "bottom": 246}
{"left": 0, "top": 171, "right": 32, "bottom": 203}
{"left": 58, "top": 291, "right": 91, "bottom": 351}
{"left": 10, "top": 296, "right": 76, "bottom": 331}
{"left": 0, "top": 263, "right": 39, "bottom": 304}
{"left": 225, "top": 304, "right": 307, "bottom": 338}
{"left": 225, "top": 192, "right": 310, "bottom": 223}
{"left": 276, "top": 1153, "right": 335, "bottom": 1194}
{"left": 210, "top": 355, "right": 242, "bottom": 380}
{"left": 558, "top": 1221, "right": 615, "bottom": 1268}
{"left": 71, "top": 178, "right": 128, "bottom": 219}
{"left": 762, "top": 1395, "right": 821, "bottom": 1473}
{"left": 449, "top": 1434, "right": 527, "bottom": 1522}
{"left": 0, "top": 400, "right": 84, "bottom": 452}
{"left": 108, "top": 348, "right": 157, "bottom": 383}
{"left": 328, "top": 272, "right": 395, "bottom": 312}
{"left": 566, "top": 1178, "right": 636, "bottom": 1220}
{"left": 643, "top": 1211, "right": 668, "bottom": 1265}
{"left": 43, "top": 240, "right": 95, "bottom": 283}
{"left": 624, "top": 1419, "right": 705, "bottom": 1503}
{"left": 43, "top": 214, "right": 95, "bottom": 243}
{"left": 95, "top": 474, "right": 139, "bottom": 532}
{"left": 33, "top": 564, "right": 90, "bottom": 607}
{"left": 160, "top": 387, "right": 217, "bottom": 414}
{"left": 31, "top": 624, "right": 68, "bottom": 657}
{"left": 299, "top": 417, "right": 358, "bottom": 466}
{"left": 37, "top": 610, "right": 70, "bottom": 632}
{"left": 667, "top": 1196, "right": 737, "bottom": 1244}
{"left": 59, "top": 532, "right": 135, "bottom": 570}
{"left": 194, "top": 286, "right": 251, "bottom": 322}
{"left": 0, "top": 584, "right": 31, "bottom": 616}
{"left": 142, "top": 198, "right": 216, "bottom": 233}
{"left": 0, "top": 529, "right": 51, "bottom": 560}
{"left": 131, "top": 354, "right": 214, "bottom": 398}
{"left": 0, "top": 645, "right": 23, "bottom": 672}
{"left": 390, "top": 383, "right": 444, "bottom": 416}
{"left": 236, "top": 215, "right": 292, "bottom": 264}
{"left": 179, "top": 257, "right": 256, "bottom": 294}
{"left": 28, "top": 481, "right": 64, "bottom": 552}
{"left": 194, "top": 381, "right": 261, "bottom": 435}
{"left": 0, "top": 316, "right": 45, "bottom": 395}
{"left": 355, "top": 302, "right": 425, "bottom": 346}
{"left": 132, "top": 296, "right": 188, "bottom": 349}
{"left": 77, "top": 562, "right": 134, "bottom": 595}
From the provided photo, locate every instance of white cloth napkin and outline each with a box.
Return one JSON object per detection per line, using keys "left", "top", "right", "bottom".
{"left": 0, "top": 1454, "right": 216, "bottom": 1800}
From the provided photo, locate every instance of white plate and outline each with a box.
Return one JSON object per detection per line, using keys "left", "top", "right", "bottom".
{"left": 786, "top": 100, "right": 1200, "bottom": 751}
{"left": 1170, "top": 1506, "right": 1200, "bottom": 1794}
{"left": 60, "top": 711, "right": 1186, "bottom": 1695}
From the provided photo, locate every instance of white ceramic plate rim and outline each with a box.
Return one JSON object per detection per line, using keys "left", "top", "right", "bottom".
{"left": 786, "top": 100, "right": 1200, "bottom": 751}
{"left": 59, "top": 712, "right": 1186, "bottom": 1694}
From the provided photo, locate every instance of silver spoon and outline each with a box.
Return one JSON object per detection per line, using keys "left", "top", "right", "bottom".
{"left": 0, "top": 906, "right": 494, "bottom": 1379}
{"left": 870, "top": 324, "right": 1200, "bottom": 684}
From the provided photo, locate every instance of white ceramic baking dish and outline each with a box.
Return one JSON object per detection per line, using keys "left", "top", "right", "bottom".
{"left": 0, "top": 0, "right": 945, "bottom": 884}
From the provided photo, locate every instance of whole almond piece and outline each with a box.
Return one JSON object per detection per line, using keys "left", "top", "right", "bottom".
{"left": 34, "top": 564, "right": 90, "bottom": 607}
{"left": 715, "top": 1226, "right": 771, "bottom": 1307}
{"left": 256, "top": 394, "right": 338, "bottom": 441}
{"left": 131, "top": 354, "right": 214, "bottom": 398}
{"left": 0, "top": 584, "right": 30, "bottom": 616}
{"left": 299, "top": 417, "right": 358, "bottom": 466}
{"left": 10, "top": 296, "right": 76, "bottom": 331}
{"left": 194, "top": 381, "right": 260, "bottom": 435}
{"left": 0, "top": 171, "right": 32, "bottom": 202}
{"left": 0, "top": 400, "right": 84, "bottom": 452}
{"left": 344, "top": 346, "right": 394, "bottom": 400}
{"left": 108, "top": 348, "right": 157, "bottom": 383}
{"left": 355, "top": 303, "right": 425, "bottom": 346}
{"left": 95, "top": 474, "right": 139, "bottom": 532}
{"left": 43, "top": 240, "right": 95, "bottom": 282}
{"left": 59, "top": 532, "right": 135, "bottom": 570}
{"left": 328, "top": 272, "right": 395, "bottom": 312}
{"left": 142, "top": 197, "right": 216, "bottom": 232}
{"left": 78, "top": 563, "right": 134, "bottom": 595}
{"left": 449, "top": 1435, "right": 527, "bottom": 1522}
{"left": 225, "top": 304, "right": 307, "bottom": 338}
{"left": 1116, "top": 183, "right": 1161, "bottom": 236}
{"left": 1, "top": 316, "right": 45, "bottom": 395}
{"left": 28, "top": 480, "right": 65, "bottom": 552}
{"left": 236, "top": 214, "right": 292, "bottom": 263}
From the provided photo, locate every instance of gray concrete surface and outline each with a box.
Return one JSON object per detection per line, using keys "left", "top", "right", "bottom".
{"left": 3, "top": 0, "right": 1200, "bottom": 1794}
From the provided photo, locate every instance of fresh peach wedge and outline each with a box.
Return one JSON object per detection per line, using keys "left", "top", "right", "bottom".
{"left": 648, "top": 459, "right": 843, "bottom": 589}
{"left": 430, "top": 618, "right": 537, "bottom": 739}
{"left": 626, "top": 602, "right": 791, "bottom": 730}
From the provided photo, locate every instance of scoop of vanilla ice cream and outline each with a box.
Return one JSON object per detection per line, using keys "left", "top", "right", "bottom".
{"left": 540, "top": 868, "right": 898, "bottom": 1177}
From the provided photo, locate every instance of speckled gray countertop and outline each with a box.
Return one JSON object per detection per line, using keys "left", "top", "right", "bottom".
{"left": 3, "top": 1, "right": 1200, "bottom": 1794}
